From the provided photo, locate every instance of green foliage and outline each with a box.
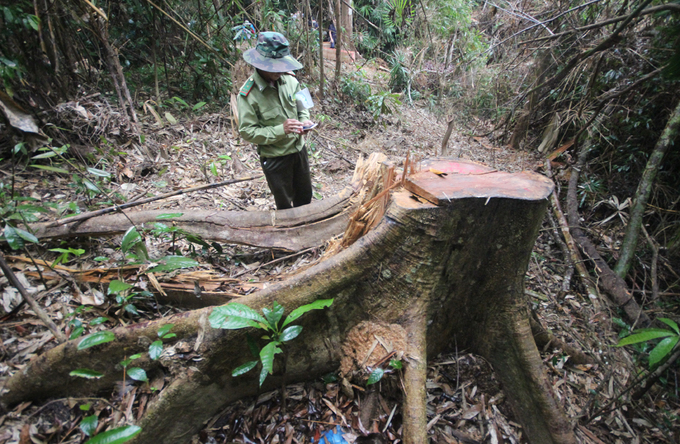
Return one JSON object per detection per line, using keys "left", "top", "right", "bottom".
{"left": 207, "top": 154, "right": 232, "bottom": 177}
{"left": 69, "top": 368, "right": 105, "bottom": 379}
{"left": 121, "top": 227, "right": 149, "bottom": 262}
{"left": 365, "top": 91, "right": 402, "bottom": 120}
{"left": 388, "top": 50, "right": 409, "bottom": 93}
{"left": 617, "top": 318, "right": 680, "bottom": 368}
{"left": 209, "top": 299, "right": 334, "bottom": 387}
{"left": 77, "top": 331, "right": 116, "bottom": 350}
{"left": 0, "top": 4, "right": 36, "bottom": 93}
{"left": 383, "top": 0, "right": 414, "bottom": 30}
{"left": 0, "top": 184, "right": 48, "bottom": 250}
{"left": 147, "top": 256, "right": 199, "bottom": 273}
{"left": 107, "top": 279, "right": 153, "bottom": 316}
{"left": 126, "top": 367, "right": 148, "bottom": 382}
{"left": 80, "top": 415, "right": 99, "bottom": 436}
{"left": 577, "top": 174, "right": 605, "bottom": 208}
{"left": 431, "top": 0, "right": 487, "bottom": 67}
{"left": 67, "top": 305, "right": 108, "bottom": 339}
{"left": 341, "top": 71, "right": 372, "bottom": 107}
{"left": 164, "top": 96, "right": 207, "bottom": 113}
{"left": 367, "top": 367, "right": 385, "bottom": 385}
{"left": 49, "top": 247, "right": 85, "bottom": 266}
{"left": 78, "top": 402, "right": 141, "bottom": 444}
{"left": 367, "top": 357, "right": 402, "bottom": 385}
{"left": 83, "top": 425, "right": 141, "bottom": 444}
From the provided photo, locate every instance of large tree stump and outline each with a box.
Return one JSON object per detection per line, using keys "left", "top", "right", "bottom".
{"left": 0, "top": 159, "right": 576, "bottom": 444}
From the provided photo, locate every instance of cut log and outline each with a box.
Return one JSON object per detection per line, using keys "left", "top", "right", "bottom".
{"left": 30, "top": 185, "right": 357, "bottom": 252}
{"left": 1, "top": 159, "right": 576, "bottom": 444}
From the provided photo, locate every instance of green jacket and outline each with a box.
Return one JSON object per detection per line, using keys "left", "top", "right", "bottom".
{"left": 237, "top": 71, "right": 310, "bottom": 158}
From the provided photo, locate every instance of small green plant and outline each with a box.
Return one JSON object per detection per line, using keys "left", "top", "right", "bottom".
{"left": 79, "top": 406, "right": 141, "bottom": 444}
{"left": 209, "top": 299, "right": 334, "bottom": 387}
{"left": 340, "top": 71, "right": 372, "bottom": 107}
{"left": 69, "top": 173, "right": 107, "bottom": 199}
{"left": 123, "top": 218, "right": 216, "bottom": 262}
{"left": 149, "top": 323, "right": 176, "bottom": 360}
{"left": 70, "top": 324, "right": 175, "bottom": 381}
{"left": 30, "top": 144, "right": 69, "bottom": 173}
{"left": 120, "top": 353, "right": 147, "bottom": 383}
{"left": 388, "top": 50, "right": 409, "bottom": 93}
{"left": 0, "top": 187, "right": 47, "bottom": 250}
{"left": 67, "top": 306, "right": 108, "bottom": 340}
{"left": 365, "top": 91, "right": 402, "bottom": 120}
{"left": 49, "top": 246, "right": 85, "bottom": 266}
{"left": 617, "top": 318, "right": 680, "bottom": 368}
{"left": 367, "top": 358, "right": 402, "bottom": 385}
{"left": 317, "top": 114, "right": 331, "bottom": 125}
{"left": 151, "top": 222, "right": 220, "bottom": 256}
{"left": 164, "top": 96, "right": 206, "bottom": 112}
{"left": 207, "top": 154, "right": 232, "bottom": 177}
{"left": 107, "top": 279, "right": 153, "bottom": 316}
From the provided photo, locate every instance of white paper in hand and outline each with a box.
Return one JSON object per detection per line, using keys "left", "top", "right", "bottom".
{"left": 295, "top": 88, "right": 314, "bottom": 111}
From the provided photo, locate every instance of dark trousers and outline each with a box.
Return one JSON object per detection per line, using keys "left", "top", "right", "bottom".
{"left": 260, "top": 148, "right": 313, "bottom": 210}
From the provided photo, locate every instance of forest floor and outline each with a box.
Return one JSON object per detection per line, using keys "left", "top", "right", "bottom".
{"left": 0, "top": 58, "right": 677, "bottom": 444}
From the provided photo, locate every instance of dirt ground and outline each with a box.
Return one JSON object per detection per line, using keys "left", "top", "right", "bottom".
{"left": 0, "top": 58, "right": 676, "bottom": 444}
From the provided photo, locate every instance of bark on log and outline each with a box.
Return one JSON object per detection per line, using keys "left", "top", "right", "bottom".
{"left": 30, "top": 185, "right": 358, "bottom": 252}
{"left": 1, "top": 159, "right": 576, "bottom": 444}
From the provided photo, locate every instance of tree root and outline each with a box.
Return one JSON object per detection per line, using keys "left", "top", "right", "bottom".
{"left": 530, "top": 311, "right": 595, "bottom": 366}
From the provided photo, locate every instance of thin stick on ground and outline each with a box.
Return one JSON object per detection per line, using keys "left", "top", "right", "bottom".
{"left": 231, "top": 247, "right": 318, "bottom": 279}
{"left": 43, "top": 174, "right": 263, "bottom": 229}
{"left": 0, "top": 252, "right": 66, "bottom": 342}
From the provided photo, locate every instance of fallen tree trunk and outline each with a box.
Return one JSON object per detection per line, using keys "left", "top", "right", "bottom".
{"left": 30, "top": 185, "right": 358, "bottom": 252}
{"left": 1, "top": 159, "right": 576, "bottom": 444}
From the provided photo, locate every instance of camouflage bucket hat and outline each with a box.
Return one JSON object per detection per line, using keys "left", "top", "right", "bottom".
{"left": 243, "top": 32, "right": 304, "bottom": 73}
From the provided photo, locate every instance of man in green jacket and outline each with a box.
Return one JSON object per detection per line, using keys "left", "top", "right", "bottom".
{"left": 237, "top": 32, "right": 315, "bottom": 210}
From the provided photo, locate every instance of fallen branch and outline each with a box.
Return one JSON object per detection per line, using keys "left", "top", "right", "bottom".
{"left": 520, "top": 4, "right": 680, "bottom": 46}
{"left": 0, "top": 252, "right": 66, "bottom": 342}
{"left": 43, "top": 174, "right": 263, "bottom": 228}
{"left": 231, "top": 246, "right": 318, "bottom": 279}
{"left": 632, "top": 348, "right": 680, "bottom": 400}
{"left": 315, "top": 133, "right": 365, "bottom": 153}
{"left": 566, "top": 139, "right": 650, "bottom": 327}
{"left": 519, "top": 0, "right": 654, "bottom": 107}
{"left": 548, "top": 182, "right": 602, "bottom": 311}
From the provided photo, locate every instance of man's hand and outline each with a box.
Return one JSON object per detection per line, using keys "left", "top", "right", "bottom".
{"left": 283, "top": 119, "right": 304, "bottom": 134}
{"left": 301, "top": 120, "right": 315, "bottom": 133}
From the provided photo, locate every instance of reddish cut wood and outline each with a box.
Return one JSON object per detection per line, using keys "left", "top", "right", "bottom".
{"left": 405, "top": 159, "right": 554, "bottom": 205}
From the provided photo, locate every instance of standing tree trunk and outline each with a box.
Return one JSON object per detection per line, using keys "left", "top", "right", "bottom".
{"left": 614, "top": 98, "right": 680, "bottom": 278}
{"left": 91, "top": 16, "right": 139, "bottom": 130}
{"left": 340, "top": 0, "right": 353, "bottom": 51}
{"left": 1, "top": 159, "right": 575, "bottom": 444}
{"left": 318, "top": 1, "right": 325, "bottom": 99}
{"left": 334, "top": 0, "right": 342, "bottom": 82}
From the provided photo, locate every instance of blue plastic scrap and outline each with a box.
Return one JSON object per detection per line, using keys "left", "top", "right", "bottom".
{"left": 313, "top": 426, "right": 349, "bottom": 444}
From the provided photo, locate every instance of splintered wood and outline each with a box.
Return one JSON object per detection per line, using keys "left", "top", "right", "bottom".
{"left": 341, "top": 153, "right": 396, "bottom": 248}
{"left": 339, "top": 151, "right": 424, "bottom": 248}
{"left": 7, "top": 255, "right": 248, "bottom": 305}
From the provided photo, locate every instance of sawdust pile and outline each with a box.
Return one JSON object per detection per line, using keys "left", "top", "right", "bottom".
{"left": 340, "top": 321, "right": 407, "bottom": 378}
